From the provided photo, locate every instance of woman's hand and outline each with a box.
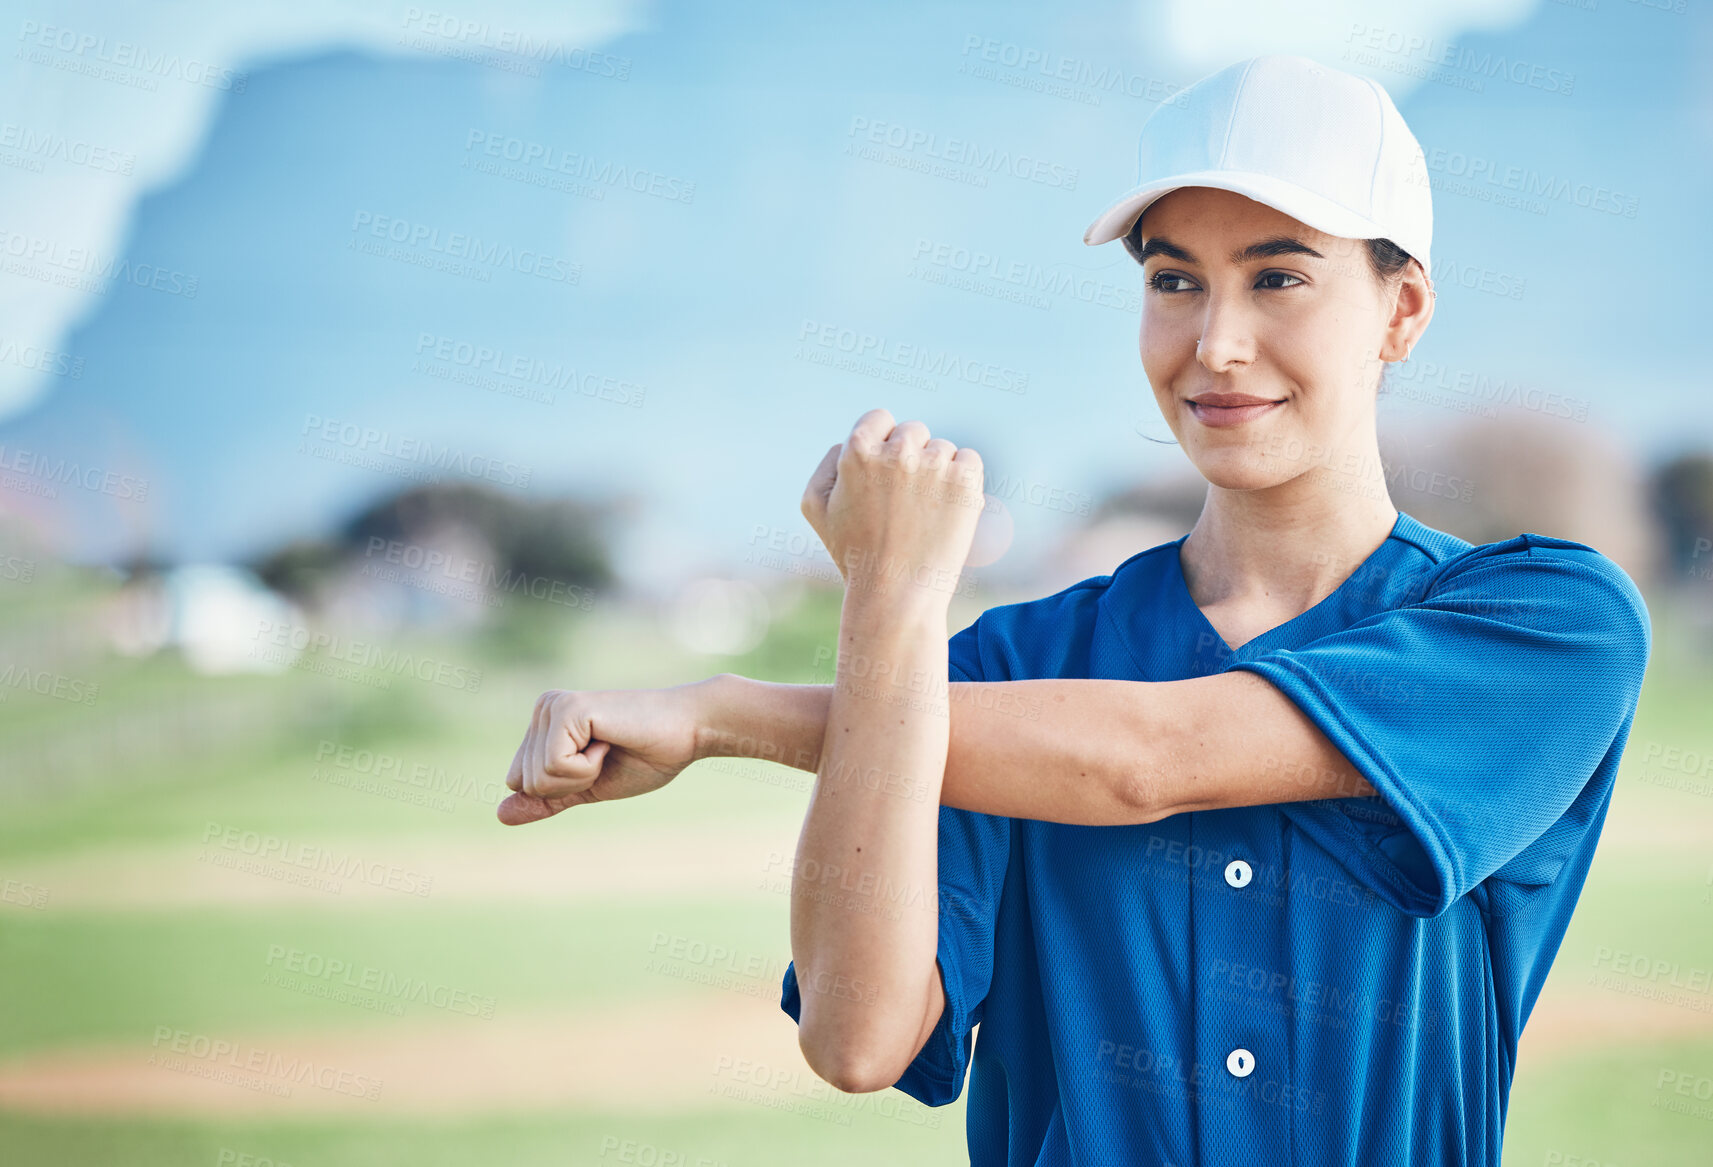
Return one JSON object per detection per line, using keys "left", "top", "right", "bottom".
{"left": 496, "top": 681, "right": 708, "bottom": 826}
{"left": 800, "top": 408, "right": 985, "bottom": 604}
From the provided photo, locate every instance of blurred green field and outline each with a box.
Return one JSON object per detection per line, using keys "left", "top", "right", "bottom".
{"left": 2, "top": 566, "right": 1711, "bottom": 1166}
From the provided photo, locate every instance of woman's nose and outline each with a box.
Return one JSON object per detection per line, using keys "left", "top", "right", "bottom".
{"left": 1195, "top": 305, "right": 1256, "bottom": 368}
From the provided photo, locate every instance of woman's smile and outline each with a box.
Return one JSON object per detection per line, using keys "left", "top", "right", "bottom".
{"left": 1185, "top": 392, "right": 1285, "bottom": 428}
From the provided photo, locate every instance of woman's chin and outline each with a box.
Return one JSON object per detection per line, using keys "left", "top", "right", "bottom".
{"left": 1185, "top": 450, "right": 1297, "bottom": 493}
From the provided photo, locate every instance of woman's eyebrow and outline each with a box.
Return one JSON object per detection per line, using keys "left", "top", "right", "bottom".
{"left": 1134, "top": 235, "right": 1326, "bottom": 265}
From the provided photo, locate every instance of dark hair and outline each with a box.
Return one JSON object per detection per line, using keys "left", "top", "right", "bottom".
{"left": 1362, "top": 236, "right": 1413, "bottom": 292}
{"left": 1123, "top": 216, "right": 1412, "bottom": 289}
{"left": 1123, "top": 217, "right": 1417, "bottom": 396}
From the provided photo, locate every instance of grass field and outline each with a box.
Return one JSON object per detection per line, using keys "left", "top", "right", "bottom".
{"left": 2, "top": 567, "right": 1711, "bottom": 1166}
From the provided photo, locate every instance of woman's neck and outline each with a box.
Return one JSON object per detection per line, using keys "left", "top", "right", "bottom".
{"left": 1177, "top": 478, "right": 1400, "bottom": 616}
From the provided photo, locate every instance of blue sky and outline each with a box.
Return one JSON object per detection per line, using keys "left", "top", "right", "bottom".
{"left": 1, "top": 0, "right": 1707, "bottom": 587}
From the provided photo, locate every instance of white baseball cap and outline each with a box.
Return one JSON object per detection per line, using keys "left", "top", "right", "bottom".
{"left": 1083, "top": 54, "right": 1433, "bottom": 277}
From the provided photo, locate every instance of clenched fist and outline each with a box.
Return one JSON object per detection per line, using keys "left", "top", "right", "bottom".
{"left": 800, "top": 408, "right": 985, "bottom": 606}
{"left": 497, "top": 683, "right": 707, "bottom": 825}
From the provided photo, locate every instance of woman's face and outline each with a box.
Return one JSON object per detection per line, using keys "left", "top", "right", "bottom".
{"left": 1134, "top": 186, "right": 1432, "bottom": 494}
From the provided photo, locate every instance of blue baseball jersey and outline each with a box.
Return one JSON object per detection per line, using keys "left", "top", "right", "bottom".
{"left": 780, "top": 510, "right": 1651, "bottom": 1165}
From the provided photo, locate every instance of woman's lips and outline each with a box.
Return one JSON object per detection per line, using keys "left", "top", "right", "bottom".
{"left": 1187, "top": 399, "right": 1283, "bottom": 428}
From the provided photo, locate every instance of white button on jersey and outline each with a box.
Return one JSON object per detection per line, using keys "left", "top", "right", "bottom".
{"left": 1227, "top": 1048, "right": 1255, "bottom": 1078}
{"left": 1224, "top": 859, "right": 1252, "bottom": 888}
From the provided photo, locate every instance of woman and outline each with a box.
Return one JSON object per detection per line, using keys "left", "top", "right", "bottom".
{"left": 499, "top": 55, "right": 1650, "bottom": 1166}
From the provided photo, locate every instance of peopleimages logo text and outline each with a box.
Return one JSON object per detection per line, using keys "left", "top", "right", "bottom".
{"left": 298, "top": 415, "right": 531, "bottom": 488}
{"left": 349, "top": 212, "right": 578, "bottom": 283}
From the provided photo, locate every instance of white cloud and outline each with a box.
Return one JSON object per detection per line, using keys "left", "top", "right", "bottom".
{"left": 1154, "top": 0, "right": 1541, "bottom": 100}
{"left": 0, "top": 0, "right": 646, "bottom": 420}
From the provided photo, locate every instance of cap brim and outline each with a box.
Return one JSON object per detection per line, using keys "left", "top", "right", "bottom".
{"left": 1082, "top": 170, "right": 1394, "bottom": 252}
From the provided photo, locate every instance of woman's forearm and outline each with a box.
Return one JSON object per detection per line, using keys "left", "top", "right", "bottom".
{"left": 696, "top": 672, "right": 1375, "bottom": 826}
{"left": 695, "top": 675, "right": 831, "bottom": 773}
{"left": 694, "top": 671, "right": 1142, "bottom": 822}
{"left": 783, "top": 590, "right": 950, "bottom": 1093}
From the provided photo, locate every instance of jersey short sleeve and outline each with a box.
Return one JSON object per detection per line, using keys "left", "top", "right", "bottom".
{"left": 779, "top": 612, "right": 1012, "bottom": 1106}
{"left": 1226, "top": 536, "right": 1651, "bottom": 919}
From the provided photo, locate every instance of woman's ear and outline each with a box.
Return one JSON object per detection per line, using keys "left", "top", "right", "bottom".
{"left": 1381, "top": 262, "right": 1434, "bottom": 363}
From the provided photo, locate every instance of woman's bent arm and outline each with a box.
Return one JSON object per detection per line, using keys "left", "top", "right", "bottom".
{"left": 784, "top": 590, "right": 954, "bottom": 1094}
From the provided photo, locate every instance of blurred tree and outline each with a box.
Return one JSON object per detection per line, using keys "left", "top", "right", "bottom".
{"left": 251, "top": 537, "right": 344, "bottom": 601}
{"left": 1380, "top": 409, "right": 1661, "bottom": 587}
{"left": 1090, "top": 471, "right": 1208, "bottom": 531}
{"left": 248, "top": 482, "right": 618, "bottom": 608}
{"left": 1650, "top": 452, "right": 1713, "bottom": 578}
{"left": 340, "top": 481, "right": 615, "bottom": 594}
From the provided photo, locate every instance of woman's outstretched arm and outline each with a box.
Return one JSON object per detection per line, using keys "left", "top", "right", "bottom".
{"left": 697, "top": 668, "right": 1377, "bottom": 826}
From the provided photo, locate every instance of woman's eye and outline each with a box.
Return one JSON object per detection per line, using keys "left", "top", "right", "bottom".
{"left": 1146, "top": 271, "right": 1304, "bottom": 293}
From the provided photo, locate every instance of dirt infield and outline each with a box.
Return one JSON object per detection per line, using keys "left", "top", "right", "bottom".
{"left": 1, "top": 976, "right": 1706, "bottom": 1119}
{"left": 1522, "top": 984, "right": 1713, "bottom": 1058}
{"left": 2, "top": 786, "right": 1705, "bottom": 1118}
{"left": 0, "top": 991, "right": 814, "bottom": 1117}
{"left": 0, "top": 818, "right": 800, "bottom": 910}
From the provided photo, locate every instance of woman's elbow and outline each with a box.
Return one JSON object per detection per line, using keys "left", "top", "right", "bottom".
{"left": 797, "top": 1016, "right": 914, "bottom": 1094}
